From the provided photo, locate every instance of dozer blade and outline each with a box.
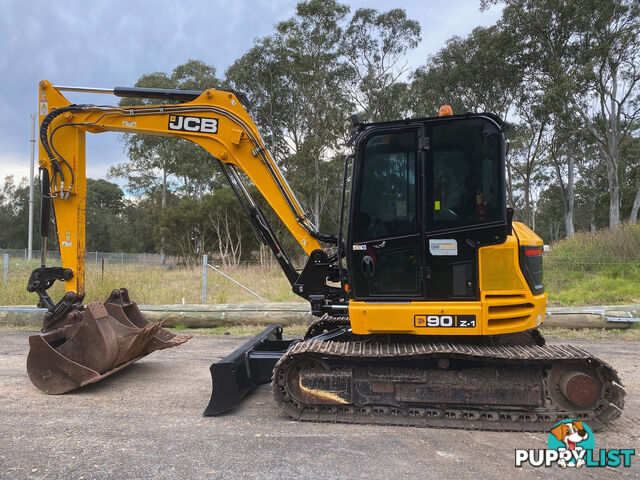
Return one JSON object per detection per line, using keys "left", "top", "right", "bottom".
{"left": 204, "top": 325, "right": 296, "bottom": 416}
{"left": 27, "top": 289, "right": 192, "bottom": 394}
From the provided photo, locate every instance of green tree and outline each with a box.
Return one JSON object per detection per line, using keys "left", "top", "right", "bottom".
{"left": 226, "top": 0, "right": 353, "bottom": 230}
{"left": 85, "top": 178, "right": 125, "bottom": 252}
{"left": 119, "top": 195, "right": 158, "bottom": 253}
{"left": 109, "top": 60, "right": 222, "bottom": 205}
{"left": 571, "top": 0, "right": 640, "bottom": 228}
{"left": 0, "top": 176, "right": 31, "bottom": 249}
{"left": 507, "top": 101, "right": 549, "bottom": 226}
{"left": 342, "top": 8, "right": 421, "bottom": 122}
{"left": 547, "top": 119, "right": 577, "bottom": 236}
{"left": 534, "top": 184, "right": 565, "bottom": 243}
{"left": 203, "top": 187, "right": 259, "bottom": 266}
{"left": 155, "top": 196, "right": 210, "bottom": 263}
{"left": 574, "top": 170, "right": 610, "bottom": 232}
{"left": 410, "top": 25, "right": 521, "bottom": 119}
{"left": 224, "top": 37, "right": 294, "bottom": 166}
{"left": 486, "top": 0, "right": 640, "bottom": 228}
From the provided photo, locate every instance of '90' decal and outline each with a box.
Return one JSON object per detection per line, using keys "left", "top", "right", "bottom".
{"left": 414, "top": 315, "right": 476, "bottom": 328}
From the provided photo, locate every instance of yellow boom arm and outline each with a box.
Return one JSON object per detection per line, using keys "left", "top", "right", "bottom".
{"left": 37, "top": 80, "right": 323, "bottom": 298}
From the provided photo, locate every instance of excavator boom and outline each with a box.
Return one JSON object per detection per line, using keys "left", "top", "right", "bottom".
{"left": 29, "top": 80, "right": 330, "bottom": 394}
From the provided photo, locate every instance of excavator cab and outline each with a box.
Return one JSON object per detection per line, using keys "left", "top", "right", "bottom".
{"left": 348, "top": 116, "right": 507, "bottom": 302}
{"left": 205, "top": 113, "right": 623, "bottom": 430}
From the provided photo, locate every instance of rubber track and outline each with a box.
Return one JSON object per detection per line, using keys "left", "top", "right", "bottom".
{"left": 271, "top": 338, "right": 626, "bottom": 432}
{"left": 304, "top": 315, "right": 350, "bottom": 340}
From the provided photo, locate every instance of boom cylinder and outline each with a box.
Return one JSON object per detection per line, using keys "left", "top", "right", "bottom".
{"left": 39, "top": 168, "right": 51, "bottom": 267}
{"left": 113, "top": 86, "right": 204, "bottom": 102}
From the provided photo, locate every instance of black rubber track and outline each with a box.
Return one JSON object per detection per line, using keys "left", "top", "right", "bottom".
{"left": 271, "top": 337, "right": 625, "bottom": 432}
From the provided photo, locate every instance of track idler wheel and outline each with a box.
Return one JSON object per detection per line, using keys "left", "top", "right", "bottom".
{"left": 559, "top": 371, "right": 601, "bottom": 407}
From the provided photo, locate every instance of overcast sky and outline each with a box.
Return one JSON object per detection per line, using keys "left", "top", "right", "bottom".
{"left": 0, "top": 0, "right": 503, "bottom": 186}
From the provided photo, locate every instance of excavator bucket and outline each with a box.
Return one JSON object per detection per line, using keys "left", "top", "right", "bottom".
{"left": 27, "top": 288, "right": 191, "bottom": 394}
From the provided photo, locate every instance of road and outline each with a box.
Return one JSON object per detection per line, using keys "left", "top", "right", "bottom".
{"left": 0, "top": 330, "right": 638, "bottom": 479}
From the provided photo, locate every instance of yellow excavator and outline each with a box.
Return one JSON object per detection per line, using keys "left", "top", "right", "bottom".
{"left": 28, "top": 80, "right": 624, "bottom": 431}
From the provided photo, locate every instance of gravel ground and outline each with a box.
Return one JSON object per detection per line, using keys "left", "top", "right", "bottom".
{"left": 0, "top": 330, "right": 638, "bottom": 480}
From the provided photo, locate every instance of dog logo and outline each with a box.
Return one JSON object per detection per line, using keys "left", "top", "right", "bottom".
{"left": 516, "top": 419, "right": 634, "bottom": 468}
{"left": 548, "top": 420, "right": 594, "bottom": 468}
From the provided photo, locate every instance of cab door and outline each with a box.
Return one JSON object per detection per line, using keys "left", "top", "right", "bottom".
{"left": 422, "top": 116, "right": 508, "bottom": 301}
{"left": 347, "top": 127, "right": 426, "bottom": 300}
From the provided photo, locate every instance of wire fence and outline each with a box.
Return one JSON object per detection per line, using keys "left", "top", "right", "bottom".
{"left": 3, "top": 247, "right": 639, "bottom": 288}
{"left": 0, "top": 248, "right": 293, "bottom": 287}
{"left": 0, "top": 249, "right": 181, "bottom": 267}
{"left": 4, "top": 247, "right": 640, "bottom": 269}
{"left": 0, "top": 249, "right": 292, "bottom": 268}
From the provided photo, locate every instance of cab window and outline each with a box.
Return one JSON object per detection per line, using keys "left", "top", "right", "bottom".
{"left": 431, "top": 119, "right": 503, "bottom": 228}
{"left": 354, "top": 131, "right": 418, "bottom": 242}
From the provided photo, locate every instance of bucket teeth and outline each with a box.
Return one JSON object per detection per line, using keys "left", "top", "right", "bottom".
{"left": 103, "top": 288, "right": 192, "bottom": 354}
{"left": 26, "top": 288, "right": 191, "bottom": 395}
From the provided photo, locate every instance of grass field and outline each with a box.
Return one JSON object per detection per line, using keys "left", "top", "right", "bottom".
{"left": 0, "top": 262, "right": 300, "bottom": 306}
{"left": 3, "top": 224, "right": 640, "bottom": 307}
{"left": 545, "top": 224, "right": 640, "bottom": 306}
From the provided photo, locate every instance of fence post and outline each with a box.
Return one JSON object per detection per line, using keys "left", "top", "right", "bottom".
{"left": 3, "top": 254, "right": 8, "bottom": 283}
{"left": 95, "top": 251, "right": 98, "bottom": 265}
{"left": 202, "top": 254, "right": 208, "bottom": 304}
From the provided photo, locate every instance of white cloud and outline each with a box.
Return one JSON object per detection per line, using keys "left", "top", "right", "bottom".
{"left": 0, "top": 134, "right": 129, "bottom": 187}
{"left": 2, "top": 0, "right": 504, "bottom": 185}
{"left": 0, "top": 152, "right": 33, "bottom": 182}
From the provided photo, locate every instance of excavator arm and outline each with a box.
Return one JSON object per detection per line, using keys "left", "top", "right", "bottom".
{"left": 35, "top": 80, "right": 333, "bottom": 298}
{"left": 27, "top": 80, "right": 345, "bottom": 395}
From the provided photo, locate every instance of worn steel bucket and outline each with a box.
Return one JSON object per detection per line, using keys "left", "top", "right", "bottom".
{"left": 27, "top": 288, "right": 191, "bottom": 394}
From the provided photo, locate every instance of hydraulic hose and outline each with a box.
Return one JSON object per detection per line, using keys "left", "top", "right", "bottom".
{"left": 39, "top": 105, "right": 89, "bottom": 199}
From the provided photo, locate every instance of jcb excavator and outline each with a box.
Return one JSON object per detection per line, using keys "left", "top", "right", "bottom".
{"left": 29, "top": 80, "right": 624, "bottom": 431}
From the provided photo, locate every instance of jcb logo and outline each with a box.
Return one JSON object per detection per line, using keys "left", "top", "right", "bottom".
{"left": 168, "top": 115, "right": 218, "bottom": 133}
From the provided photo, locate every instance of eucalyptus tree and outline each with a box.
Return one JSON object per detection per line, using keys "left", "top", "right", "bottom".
{"left": 620, "top": 135, "right": 640, "bottom": 222}
{"left": 548, "top": 121, "right": 577, "bottom": 236}
{"left": 109, "top": 60, "right": 222, "bottom": 206}
{"left": 84, "top": 179, "right": 125, "bottom": 252}
{"left": 225, "top": 37, "right": 292, "bottom": 166}
{"left": 506, "top": 101, "right": 549, "bottom": 226}
{"left": 341, "top": 8, "right": 421, "bottom": 122}
{"left": 410, "top": 25, "right": 521, "bottom": 119}
{"left": 227, "top": 0, "right": 353, "bottom": 230}
{"left": 485, "top": 0, "right": 640, "bottom": 228}
{"left": 0, "top": 176, "right": 31, "bottom": 249}
{"left": 577, "top": 0, "right": 640, "bottom": 227}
